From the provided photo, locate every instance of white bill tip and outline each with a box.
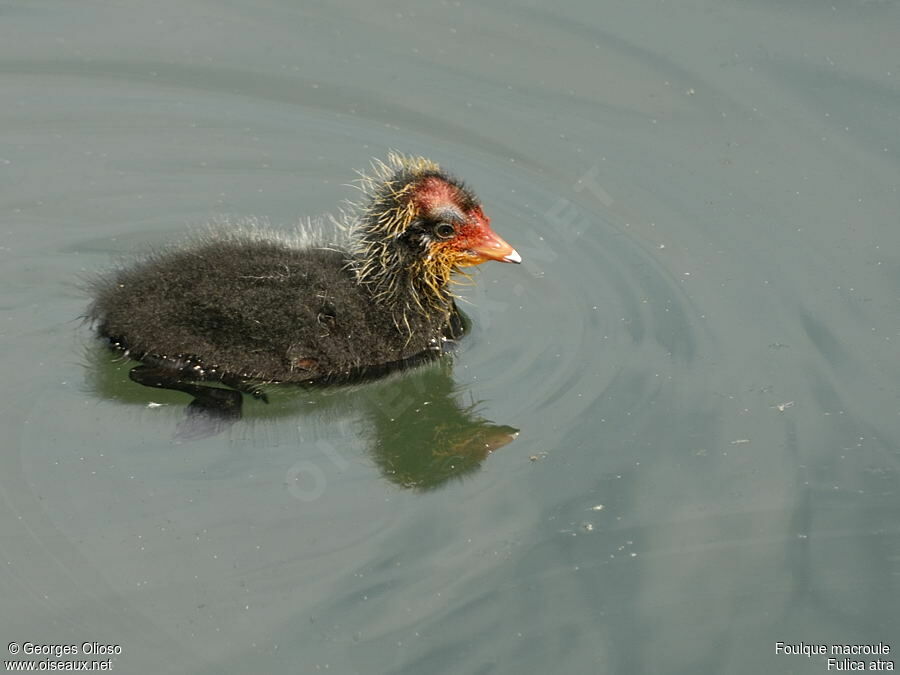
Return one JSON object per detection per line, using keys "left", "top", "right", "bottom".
{"left": 503, "top": 249, "right": 522, "bottom": 264}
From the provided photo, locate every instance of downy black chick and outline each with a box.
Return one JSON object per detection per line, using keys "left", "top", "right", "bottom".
{"left": 88, "top": 153, "right": 521, "bottom": 415}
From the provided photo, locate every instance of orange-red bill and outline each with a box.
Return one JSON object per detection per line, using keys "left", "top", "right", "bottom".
{"left": 462, "top": 226, "right": 522, "bottom": 266}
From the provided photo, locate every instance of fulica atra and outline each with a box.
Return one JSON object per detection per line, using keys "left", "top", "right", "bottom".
{"left": 88, "top": 153, "right": 520, "bottom": 410}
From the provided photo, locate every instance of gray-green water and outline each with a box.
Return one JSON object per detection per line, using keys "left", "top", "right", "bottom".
{"left": 2, "top": 2, "right": 898, "bottom": 673}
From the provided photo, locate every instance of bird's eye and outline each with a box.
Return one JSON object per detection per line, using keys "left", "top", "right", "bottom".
{"left": 434, "top": 222, "right": 456, "bottom": 240}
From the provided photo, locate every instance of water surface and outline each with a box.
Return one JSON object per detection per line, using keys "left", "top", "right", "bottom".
{"left": 2, "top": 1, "right": 899, "bottom": 673}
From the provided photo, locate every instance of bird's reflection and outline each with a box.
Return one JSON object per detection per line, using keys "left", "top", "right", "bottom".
{"left": 360, "top": 361, "right": 518, "bottom": 490}
{"left": 86, "top": 347, "right": 517, "bottom": 490}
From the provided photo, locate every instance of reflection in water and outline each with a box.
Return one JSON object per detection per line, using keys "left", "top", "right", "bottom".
{"left": 85, "top": 346, "right": 517, "bottom": 490}
{"left": 361, "top": 361, "right": 518, "bottom": 491}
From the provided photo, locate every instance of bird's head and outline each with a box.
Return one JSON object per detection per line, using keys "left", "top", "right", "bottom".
{"left": 351, "top": 153, "right": 520, "bottom": 316}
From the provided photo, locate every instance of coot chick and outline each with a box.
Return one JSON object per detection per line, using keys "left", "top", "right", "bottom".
{"left": 88, "top": 153, "right": 521, "bottom": 413}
